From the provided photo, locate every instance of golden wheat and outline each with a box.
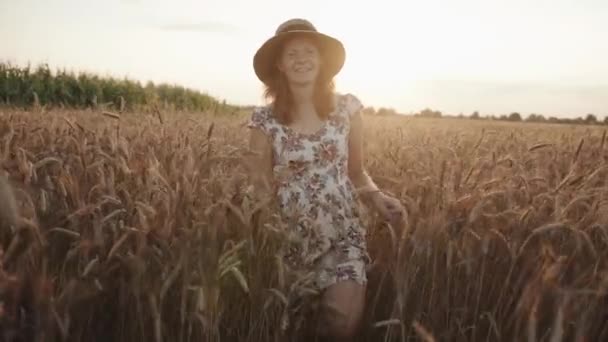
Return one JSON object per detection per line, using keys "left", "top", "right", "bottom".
{"left": 0, "top": 109, "right": 607, "bottom": 342}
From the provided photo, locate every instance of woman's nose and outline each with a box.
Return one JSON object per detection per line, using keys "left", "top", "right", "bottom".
{"left": 294, "top": 51, "right": 308, "bottom": 62}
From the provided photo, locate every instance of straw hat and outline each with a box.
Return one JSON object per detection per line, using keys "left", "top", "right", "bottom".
{"left": 253, "top": 18, "right": 346, "bottom": 85}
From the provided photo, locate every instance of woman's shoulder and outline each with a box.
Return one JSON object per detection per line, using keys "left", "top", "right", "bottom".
{"left": 252, "top": 105, "right": 271, "bottom": 119}
{"left": 335, "top": 92, "right": 364, "bottom": 116}
{"left": 247, "top": 105, "right": 274, "bottom": 133}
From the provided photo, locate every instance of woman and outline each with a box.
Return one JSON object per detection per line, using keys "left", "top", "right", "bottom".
{"left": 247, "top": 18, "right": 405, "bottom": 341}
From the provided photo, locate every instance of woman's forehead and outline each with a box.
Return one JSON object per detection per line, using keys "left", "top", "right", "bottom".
{"left": 282, "top": 36, "right": 318, "bottom": 50}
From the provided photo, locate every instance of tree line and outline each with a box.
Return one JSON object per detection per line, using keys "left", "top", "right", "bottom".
{"left": 362, "top": 107, "right": 607, "bottom": 125}
{"left": 0, "top": 62, "right": 231, "bottom": 113}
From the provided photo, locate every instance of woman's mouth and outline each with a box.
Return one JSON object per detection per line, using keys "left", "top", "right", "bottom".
{"left": 293, "top": 64, "right": 313, "bottom": 73}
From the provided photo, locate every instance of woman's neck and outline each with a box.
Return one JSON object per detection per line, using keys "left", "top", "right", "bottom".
{"left": 289, "top": 82, "right": 314, "bottom": 104}
{"left": 289, "top": 82, "right": 315, "bottom": 118}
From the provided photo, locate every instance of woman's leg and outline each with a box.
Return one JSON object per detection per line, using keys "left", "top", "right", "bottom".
{"left": 317, "top": 279, "right": 366, "bottom": 341}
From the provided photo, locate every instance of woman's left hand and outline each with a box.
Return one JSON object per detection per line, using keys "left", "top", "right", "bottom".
{"left": 371, "top": 192, "right": 406, "bottom": 227}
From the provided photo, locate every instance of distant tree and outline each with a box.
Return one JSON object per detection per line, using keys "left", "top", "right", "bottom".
{"left": 376, "top": 107, "right": 397, "bottom": 116}
{"left": 526, "top": 113, "right": 546, "bottom": 122}
{"left": 604, "top": 116, "right": 608, "bottom": 125}
{"left": 470, "top": 111, "right": 480, "bottom": 120}
{"left": 508, "top": 112, "right": 522, "bottom": 121}
{"left": 575, "top": 117, "right": 586, "bottom": 125}
{"left": 362, "top": 106, "right": 376, "bottom": 116}
{"left": 585, "top": 113, "right": 597, "bottom": 124}
{"left": 419, "top": 108, "right": 442, "bottom": 118}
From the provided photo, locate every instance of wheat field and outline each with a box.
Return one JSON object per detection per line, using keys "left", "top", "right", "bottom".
{"left": 0, "top": 108, "right": 607, "bottom": 342}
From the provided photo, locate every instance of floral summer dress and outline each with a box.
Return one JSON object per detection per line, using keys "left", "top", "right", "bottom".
{"left": 247, "top": 93, "right": 370, "bottom": 290}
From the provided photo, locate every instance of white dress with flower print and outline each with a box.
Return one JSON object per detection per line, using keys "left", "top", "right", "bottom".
{"left": 247, "top": 93, "right": 370, "bottom": 290}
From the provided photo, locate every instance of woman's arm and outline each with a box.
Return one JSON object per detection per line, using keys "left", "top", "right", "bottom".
{"left": 246, "top": 128, "right": 274, "bottom": 196}
{"left": 348, "top": 109, "right": 381, "bottom": 196}
{"left": 348, "top": 109, "right": 404, "bottom": 224}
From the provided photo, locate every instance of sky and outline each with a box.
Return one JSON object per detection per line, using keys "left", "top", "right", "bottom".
{"left": 1, "top": 0, "right": 607, "bottom": 118}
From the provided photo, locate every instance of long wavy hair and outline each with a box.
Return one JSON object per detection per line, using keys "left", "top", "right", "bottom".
{"left": 262, "top": 36, "right": 336, "bottom": 125}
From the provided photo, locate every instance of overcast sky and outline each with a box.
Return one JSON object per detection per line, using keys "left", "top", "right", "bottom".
{"left": 1, "top": 0, "right": 607, "bottom": 117}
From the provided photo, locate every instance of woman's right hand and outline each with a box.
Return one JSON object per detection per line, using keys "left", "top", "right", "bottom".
{"left": 371, "top": 191, "right": 406, "bottom": 228}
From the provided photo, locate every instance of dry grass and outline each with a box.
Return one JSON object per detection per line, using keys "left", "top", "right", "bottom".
{"left": 0, "top": 108, "right": 607, "bottom": 342}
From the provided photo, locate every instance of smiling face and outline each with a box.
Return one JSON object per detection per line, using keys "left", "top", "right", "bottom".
{"left": 277, "top": 35, "right": 322, "bottom": 86}
{"left": 264, "top": 34, "right": 336, "bottom": 124}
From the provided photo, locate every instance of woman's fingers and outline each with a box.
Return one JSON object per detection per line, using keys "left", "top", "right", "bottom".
{"left": 387, "top": 203, "right": 403, "bottom": 216}
{"left": 379, "top": 205, "right": 391, "bottom": 219}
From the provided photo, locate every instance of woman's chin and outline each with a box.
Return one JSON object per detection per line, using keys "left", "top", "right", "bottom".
{"left": 288, "top": 75, "right": 317, "bottom": 86}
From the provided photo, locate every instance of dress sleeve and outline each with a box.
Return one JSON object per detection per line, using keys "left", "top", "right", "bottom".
{"left": 343, "top": 93, "right": 363, "bottom": 117}
{"left": 246, "top": 106, "right": 269, "bottom": 134}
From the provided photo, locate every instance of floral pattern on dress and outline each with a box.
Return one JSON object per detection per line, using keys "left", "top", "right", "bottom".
{"left": 247, "top": 93, "right": 369, "bottom": 290}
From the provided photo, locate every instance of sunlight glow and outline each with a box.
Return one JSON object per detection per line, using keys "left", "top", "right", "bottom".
{"left": 1, "top": 0, "right": 606, "bottom": 117}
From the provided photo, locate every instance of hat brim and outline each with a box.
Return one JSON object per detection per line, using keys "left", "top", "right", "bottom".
{"left": 253, "top": 30, "right": 345, "bottom": 85}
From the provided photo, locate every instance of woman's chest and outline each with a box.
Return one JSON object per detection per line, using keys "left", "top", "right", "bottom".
{"left": 271, "top": 127, "right": 348, "bottom": 166}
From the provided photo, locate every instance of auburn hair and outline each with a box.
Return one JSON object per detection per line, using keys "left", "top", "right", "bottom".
{"left": 262, "top": 36, "right": 336, "bottom": 125}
